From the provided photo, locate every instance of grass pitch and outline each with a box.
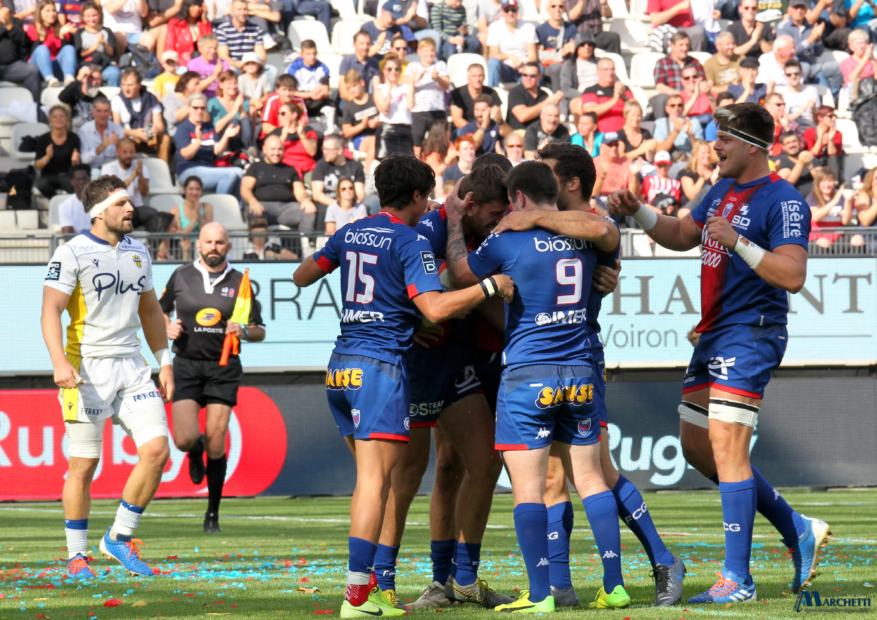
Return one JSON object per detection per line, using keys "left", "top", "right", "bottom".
{"left": 1, "top": 490, "right": 875, "bottom": 619}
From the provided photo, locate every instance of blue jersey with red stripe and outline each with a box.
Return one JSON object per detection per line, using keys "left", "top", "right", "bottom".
{"left": 313, "top": 211, "right": 444, "bottom": 364}
{"left": 416, "top": 207, "right": 449, "bottom": 258}
{"left": 468, "top": 226, "right": 599, "bottom": 368}
{"left": 690, "top": 173, "right": 810, "bottom": 333}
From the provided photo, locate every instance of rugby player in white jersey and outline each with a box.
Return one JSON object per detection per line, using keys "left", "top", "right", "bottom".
{"left": 41, "top": 175, "right": 174, "bottom": 579}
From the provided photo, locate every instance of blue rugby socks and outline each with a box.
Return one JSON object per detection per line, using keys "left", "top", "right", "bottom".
{"left": 513, "top": 503, "right": 550, "bottom": 603}
{"left": 546, "top": 501, "right": 574, "bottom": 590}
{"left": 583, "top": 491, "right": 624, "bottom": 593}
{"left": 452, "top": 542, "right": 481, "bottom": 586}
{"left": 751, "top": 466, "right": 806, "bottom": 542}
{"left": 374, "top": 544, "right": 399, "bottom": 590}
{"left": 430, "top": 539, "right": 455, "bottom": 585}
{"left": 719, "top": 478, "right": 757, "bottom": 583}
{"left": 612, "top": 475, "right": 675, "bottom": 568}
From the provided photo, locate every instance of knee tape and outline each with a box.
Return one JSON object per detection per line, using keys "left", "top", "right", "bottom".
{"left": 678, "top": 401, "right": 709, "bottom": 429}
{"left": 65, "top": 420, "right": 104, "bottom": 459}
{"left": 117, "top": 404, "right": 170, "bottom": 448}
{"left": 708, "top": 398, "right": 759, "bottom": 428}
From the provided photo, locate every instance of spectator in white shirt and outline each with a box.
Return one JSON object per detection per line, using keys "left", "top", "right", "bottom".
{"left": 79, "top": 96, "right": 126, "bottom": 171}
{"left": 58, "top": 165, "right": 93, "bottom": 234}
{"left": 486, "top": 0, "right": 537, "bottom": 87}
{"left": 403, "top": 37, "right": 450, "bottom": 158}
{"left": 100, "top": 137, "right": 155, "bottom": 227}
{"left": 778, "top": 58, "right": 820, "bottom": 129}
{"left": 757, "top": 35, "right": 798, "bottom": 89}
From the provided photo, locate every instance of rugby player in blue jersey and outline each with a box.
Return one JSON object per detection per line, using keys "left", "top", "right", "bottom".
{"left": 445, "top": 161, "right": 629, "bottom": 613}
{"left": 293, "top": 156, "right": 515, "bottom": 619}
{"left": 490, "top": 142, "right": 686, "bottom": 607}
{"left": 373, "top": 163, "right": 514, "bottom": 611}
{"left": 608, "top": 103, "right": 828, "bottom": 604}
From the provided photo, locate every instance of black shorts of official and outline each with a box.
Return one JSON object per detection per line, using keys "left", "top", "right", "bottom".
{"left": 411, "top": 110, "right": 447, "bottom": 147}
{"left": 172, "top": 356, "right": 243, "bottom": 407}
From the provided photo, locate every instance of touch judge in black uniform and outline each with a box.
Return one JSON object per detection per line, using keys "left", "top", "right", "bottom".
{"left": 159, "top": 222, "right": 265, "bottom": 532}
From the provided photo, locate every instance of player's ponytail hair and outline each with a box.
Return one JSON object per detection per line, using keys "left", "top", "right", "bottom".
{"left": 83, "top": 175, "right": 128, "bottom": 219}
{"left": 459, "top": 164, "right": 508, "bottom": 207}
{"left": 713, "top": 102, "right": 774, "bottom": 152}
{"left": 506, "top": 161, "right": 559, "bottom": 206}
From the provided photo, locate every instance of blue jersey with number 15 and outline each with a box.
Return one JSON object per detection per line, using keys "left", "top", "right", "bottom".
{"left": 313, "top": 212, "right": 444, "bottom": 365}
{"left": 468, "top": 227, "right": 599, "bottom": 368}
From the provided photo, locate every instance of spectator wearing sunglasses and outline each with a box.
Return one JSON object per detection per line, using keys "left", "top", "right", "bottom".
{"left": 535, "top": 0, "right": 577, "bottom": 93}
{"left": 507, "top": 61, "right": 563, "bottom": 130}
{"left": 778, "top": 58, "right": 820, "bottom": 129}
{"left": 485, "top": 0, "right": 537, "bottom": 87}
{"left": 776, "top": 1, "right": 843, "bottom": 97}
{"left": 379, "top": 37, "right": 411, "bottom": 74}
{"left": 727, "top": 57, "right": 768, "bottom": 104}
{"left": 765, "top": 91, "right": 801, "bottom": 157}
{"left": 339, "top": 31, "right": 381, "bottom": 104}
{"left": 803, "top": 105, "right": 843, "bottom": 179}
{"left": 653, "top": 93, "right": 703, "bottom": 155}
{"left": 653, "top": 31, "right": 706, "bottom": 117}
{"left": 363, "top": 4, "right": 416, "bottom": 60}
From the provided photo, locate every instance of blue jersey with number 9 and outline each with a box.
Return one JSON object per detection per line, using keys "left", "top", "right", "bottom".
{"left": 468, "top": 226, "right": 599, "bottom": 368}
{"left": 313, "top": 211, "right": 444, "bottom": 365}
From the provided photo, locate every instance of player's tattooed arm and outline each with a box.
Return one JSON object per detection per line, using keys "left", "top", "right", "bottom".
{"left": 492, "top": 210, "right": 619, "bottom": 252}
{"left": 444, "top": 182, "right": 481, "bottom": 287}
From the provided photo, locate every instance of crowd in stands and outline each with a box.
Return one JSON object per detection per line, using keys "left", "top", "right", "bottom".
{"left": 6, "top": 0, "right": 877, "bottom": 255}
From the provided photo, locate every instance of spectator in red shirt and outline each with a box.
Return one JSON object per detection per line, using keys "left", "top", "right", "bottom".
{"left": 647, "top": 0, "right": 707, "bottom": 52}
{"left": 803, "top": 105, "right": 843, "bottom": 181}
{"left": 260, "top": 73, "right": 309, "bottom": 142}
{"left": 631, "top": 150, "right": 682, "bottom": 216}
{"left": 165, "top": 0, "right": 213, "bottom": 66}
{"left": 267, "top": 101, "right": 318, "bottom": 179}
{"left": 679, "top": 63, "right": 714, "bottom": 125}
{"left": 25, "top": 0, "right": 77, "bottom": 87}
{"left": 576, "top": 56, "right": 632, "bottom": 133}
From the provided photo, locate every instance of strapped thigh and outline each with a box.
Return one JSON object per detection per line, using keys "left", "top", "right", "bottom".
{"left": 708, "top": 398, "right": 759, "bottom": 428}
{"left": 678, "top": 400, "right": 709, "bottom": 429}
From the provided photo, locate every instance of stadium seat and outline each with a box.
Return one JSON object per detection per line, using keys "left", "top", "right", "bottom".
{"left": 594, "top": 49, "right": 630, "bottom": 85}
{"left": 628, "top": 0, "right": 650, "bottom": 20}
{"left": 148, "top": 193, "right": 183, "bottom": 213}
{"left": 496, "top": 86, "right": 509, "bottom": 119}
{"left": 15, "top": 210, "right": 39, "bottom": 230}
{"left": 289, "top": 20, "right": 333, "bottom": 53}
{"left": 330, "top": 0, "right": 357, "bottom": 18}
{"left": 100, "top": 86, "right": 120, "bottom": 100}
{"left": 0, "top": 87, "right": 35, "bottom": 129}
{"left": 202, "top": 194, "right": 247, "bottom": 230}
{"left": 837, "top": 118, "right": 866, "bottom": 154}
{"left": 629, "top": 52, "right": 663, "bottom": 89}
{"left": 817, "top": 49, "right": 850, "bottom": 64}
{"left": 689, "top": 51, "right": 712, "bottom": 66}
{"left": 0, "top": 210, "right": 15, "bottom": 231}
{"left": 142, "top": 157, "right": 180, "bottom": 195}
{"left": 322, "top": 53, "right": 344, "bottom": 89}
{"left": 610, "top": 19, "right": 652, "bottom": 55}
{"left": 448, "top": 53, "right": 487, "bottom": 88}
{"left": 12, "top": 122, "right": 48, "bottom": 161}
{"left": 40, "top": 87, "right": 63, "bottom": 108}
{"left": 48, "top": 194, "right": 69, "bottom": 232}
{"left": 332, "top": 20, "right": 367, "bottom": 56}
{"left": 812, "top": 83, "right": 835, "bottom": 108}
{"left": 606, "top": 0, "right": 630, "bottom": 18}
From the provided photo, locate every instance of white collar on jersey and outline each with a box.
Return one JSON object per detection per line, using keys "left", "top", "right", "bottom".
{"left": 194, "top": 258, "right": 234, "bottom": 295}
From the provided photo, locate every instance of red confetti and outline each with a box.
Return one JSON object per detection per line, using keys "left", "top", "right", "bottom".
{"left": 25, "top": 585, "right": 55, "bottom": 590}
{"left": 104, "top": 599, "right": 123, "bottom": 607}
{"left": 299, "top": 577, "right": 310, "bottom": 583}
{"left": 314, "top": 611, "right": 333, "bottom": 615}
{"left": 213, "top": 602, "right": 224, "bottom": 605}
{"left": 166, "top": 555, "right": 178, "bottom": 560}
{"left": 37, "top": 614, "right": 49, "bottom": 618}
{"left": 185, "top": 593, "right": 195, "bottom": 597}
{"left": 231, "top": 605, "right": 238, "bottom": 608}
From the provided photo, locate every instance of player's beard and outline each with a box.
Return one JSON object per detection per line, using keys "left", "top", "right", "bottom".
{"left": 202, "top": 251, "right": 226, "bottom": 267}
{"left": 556, "top": 186, "right": 570, "bottom": 211}
{"left": 105, "top": 215, "right": 134, "bottom": 235}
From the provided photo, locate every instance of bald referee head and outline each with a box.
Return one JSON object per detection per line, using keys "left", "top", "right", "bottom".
{"left": 198, "top": 222, "right": 230, "bottom": 269}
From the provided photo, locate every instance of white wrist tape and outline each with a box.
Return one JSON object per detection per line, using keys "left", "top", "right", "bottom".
{"left": 155, "top": 348, "right": 172, "bottom": 367}
{"left": 632, "top": 203, "right": 658, "bottom": 231}
{"left": 480, "top": 277, "right": 498, "bottom": 298}
{"left": 734, "top": 235, "right": 765, "bottom": 270}
{"left": 88, "top": 188, "right": 130, "bottom": 218}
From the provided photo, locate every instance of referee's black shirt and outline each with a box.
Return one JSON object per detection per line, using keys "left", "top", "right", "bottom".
{"left": 160, "top": 261, "right": 265, "bottom": 360}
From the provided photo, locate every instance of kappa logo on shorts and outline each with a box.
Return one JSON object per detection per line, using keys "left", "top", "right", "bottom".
{"left": 535, "top": 384, "right": 594, "bottom": 409}
{"left": 352, "top": 409, "right": 361, "bottom": 428}
{"left": 577, "top": 418, "right": 591, "bottom": 437}
{"left": 536, "top": 427, "right": 551, "bottom": 439}
{"left": 326, "top": 368, "right": 363, "bottom": 391}
{"left": 708, "top": 356, "right": 736, "bottom": 380}
{"left": 45, "top": 262, "right": 61, "bottom": 281}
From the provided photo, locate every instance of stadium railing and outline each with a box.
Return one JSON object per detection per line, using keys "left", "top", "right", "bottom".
{"left": 2, "top": 228, "right": 877, "bottom": 264}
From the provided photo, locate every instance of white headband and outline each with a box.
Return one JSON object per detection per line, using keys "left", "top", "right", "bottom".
{"left": 88, "top": 189, "right": 130, "bottom": 218}
{"left": 716, "top": 128, "right": 770, "bottom": 151}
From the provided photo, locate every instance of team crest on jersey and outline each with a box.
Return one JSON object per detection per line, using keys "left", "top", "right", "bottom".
{"left": 45, "top": 261, "right": 61, "bottom": 281}
{"left": 721, "top": 203, "right": 734, "bottom": 218}
{"left": 352, "top": 409, "right": 361, "bottom": 428}
{"left": 326, "top": 368, "right": 364, "bottom": 390}
{"left": 132, "top": 255, "right": 142, "bottom": 268}
{"left": 221, "top": 287, "right": 235, "bottom": 298}
{"left": 578, "top": 419, "right": 591, "bottom": 437}
{"left": 535, "top": 384, "right": 594, "bottom": 409}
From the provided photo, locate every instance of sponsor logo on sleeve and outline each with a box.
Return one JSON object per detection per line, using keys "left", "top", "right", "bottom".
{"left": 45, "top": 262, "right": 61, "bottom": 281}
{"left": 421, "top": 251, "right": 437, "bottom": 274}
